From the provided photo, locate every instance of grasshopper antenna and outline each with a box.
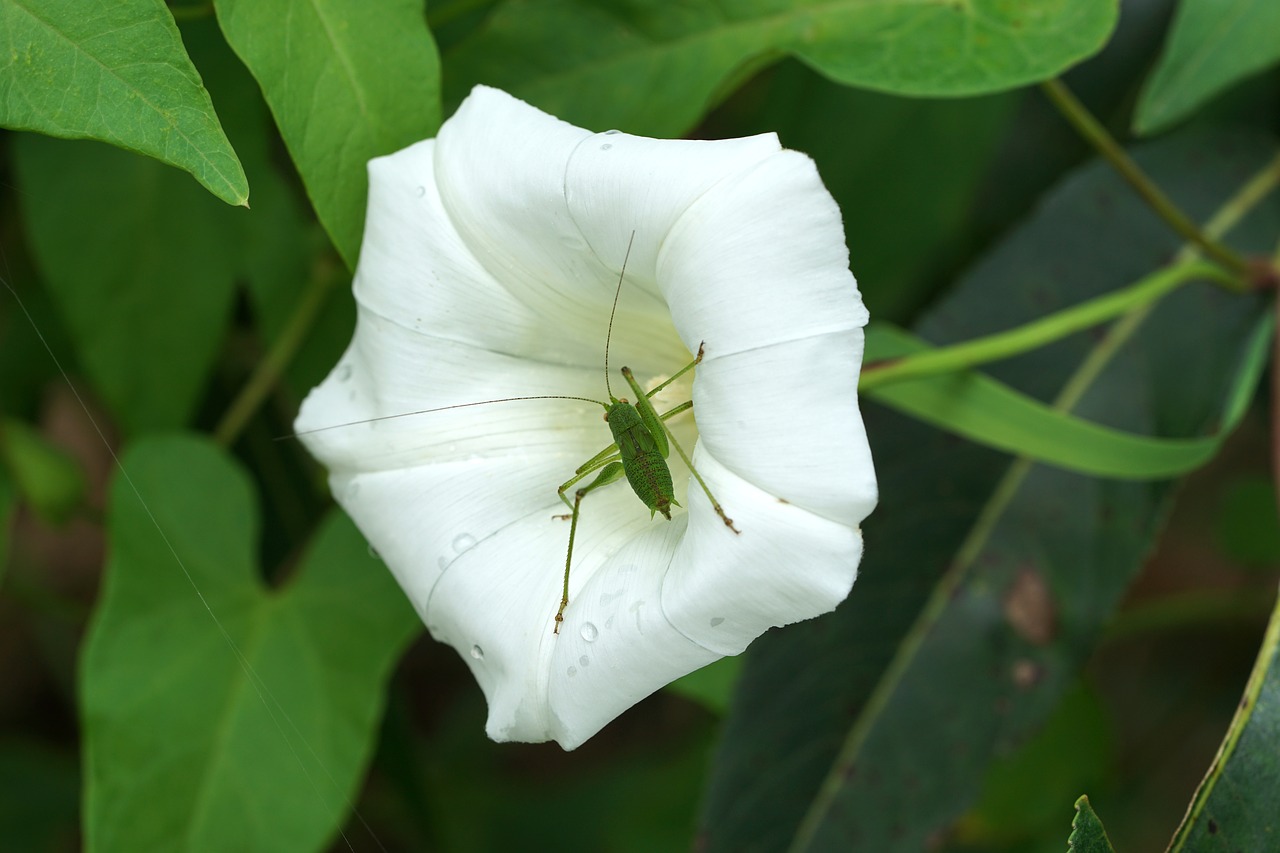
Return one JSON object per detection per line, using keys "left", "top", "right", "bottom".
{"left": 283, "top": 394, "right": 604, "bottom": 440}
{"left": 603, "top": 231, "right": 636, "bottom": 402}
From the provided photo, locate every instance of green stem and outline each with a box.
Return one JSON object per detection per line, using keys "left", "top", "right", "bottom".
{"left": 1041, "top": 78, "right": 1252, "bottom": 277}
{"left": 213, "top": 261, "right": 340, "bottom": 448}
{"left": 860, "top": 260, "right": 1235, "bottom": 390}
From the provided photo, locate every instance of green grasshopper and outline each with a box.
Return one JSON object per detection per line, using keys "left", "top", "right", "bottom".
{"left": 551, "top": 291, "right": 741, "bottom": 630}
{"left": 300, "top": 234, "right": 740, "bottom": 633}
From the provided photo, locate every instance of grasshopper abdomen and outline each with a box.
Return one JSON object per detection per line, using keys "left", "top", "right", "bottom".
{"left": 604, "top": 401, "right": 677, "bottom": 520}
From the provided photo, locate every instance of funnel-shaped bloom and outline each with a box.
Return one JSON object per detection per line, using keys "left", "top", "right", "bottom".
{"left": 295, "top": 86, "right": 877, "bottom": 749}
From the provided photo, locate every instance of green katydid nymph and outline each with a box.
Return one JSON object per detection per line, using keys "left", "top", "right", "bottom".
{"left": 295, "top": 233, "right": 740, "bottom": 633}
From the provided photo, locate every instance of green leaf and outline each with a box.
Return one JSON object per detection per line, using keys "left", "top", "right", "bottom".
{"left": 1069, "top": 796, "right": 1117, "bottom": 853}
{"left": 960, "top": 684, "right": 1112, "bottom": 845}
{"left": 1215, "top": 476, "right": 1280, "bottom": 567}
{"left": 81, "top": 435, "right": 419, "bottom": 852}
{"left": 862, "top": 315, "right": 1271, "bottom": 480}
{"left": 0, "top": 470, "right": 13, "bottom": 588}
{"left": 0, "top": 740, "right": 79, "bottom": 850}
{"left": 214, "top": 0, "right": 442, "bottom": 267}
{"left": 1168, "top": 589, "right": 1280, "bottom": 851}
{"left": 698, "top": 129, "right": 1280, "bottom": 850}
{"left": 443, "top": 0, "right": 1117, "bottom": 135}
{"left": 12, "top": 134, "right": 242, "bottom": 434}
{"left": 667, "top": 656, "right": 743, "bottom": 715}
{"left": 0, "top": 0, "right": 248, "bottom": 205}
{"left": 0, "top": 417, "right": 85, "bottom": 524}
{"left": 1135, "top": 0, "right": 1280, "bottom": 135}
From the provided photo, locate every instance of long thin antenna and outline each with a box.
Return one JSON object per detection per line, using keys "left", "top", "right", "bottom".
{"left": 603, "top": 231, "right": 636, "bottom": 401}
{"left": 286, "top": 394, "right": 604, "bottom": 440}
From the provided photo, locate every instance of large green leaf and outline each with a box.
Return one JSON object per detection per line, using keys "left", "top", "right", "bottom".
{"left": 0, "top": 0, "right": 247, "bottom": 205}
{"left": 12, "top": 135, "right": 241, "bottom": 434}
{"left": 1167, "top": 588, "right": 1280, "bottom": 851}
{"left": 1135, "top": 0, "right": 1280, "bottom": 135}
{"left": 81, "top": 435, "right": 419, "bottom": 852}
{"left": 698, "top": 129, "right": 1280, "bottom": 850}
{"left": 214, "top": 0, "right": 441, "bottom": 267}
{"left": 443, "top": 0, "right": 1117, "bottom": 135}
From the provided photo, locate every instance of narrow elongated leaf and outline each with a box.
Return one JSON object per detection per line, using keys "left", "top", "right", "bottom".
{"left": 0, "top": 0, "right": 247, "bottom": 205}
{"left": 444, "top": 0, "right": 1117, "bottom": 135}
{"left": 699, "top": 130, "right": 1280, "bottom": 851}
{"left": 1168, "top": 588, "right": 1280, "bottom": 851}
{"left": 81, "top": 435, "right": 419, "bottom": 852}
{"left": 1135, "top": 0, "right": 1280, "bottom": 134}
{"left": 214, "top": 0, "right": 441, "bottom": 266}
{"left": 13, "top": 135, "right": 240, "bottom": 434}
{"left": 862, "top": 316, "right": 1271, "bottom": 480}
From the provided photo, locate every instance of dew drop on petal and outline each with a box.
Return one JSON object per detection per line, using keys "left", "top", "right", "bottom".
{"left": 437, "top": 555, "right": 449, "bottom": 571}
{"left": 469, "top": 644, "right": 484, "bottom": 660}
{"left": 579, "top": 655, "right": 590, "bottom": 668}
{"left": 367, "top": 545, "right": 380, "bottom": 560}
{"left": 604, "top": 129, "right": 620, "bottom": 135}
{"left": 600, "top": 143, "right": 612, "bottom": 150}
{"left": 710, "top": 617, "right": 725, "bottom": 628}
{"left": 415, "top": 185, "right": 426, "bottom": 197}
{"left": 580, "top": 622, "right": 598, "bottom": 642}
{"left": 567, "top": 666, "right": 577, "bottom": 677}
{"left": 337, "top": 363, "right": 353, "bottom": 382}
{"left": 452, "top": 533, "right": 477, "bottom": 554}
{"left": 599, "top": 590, "right": 623, "bottom": 606}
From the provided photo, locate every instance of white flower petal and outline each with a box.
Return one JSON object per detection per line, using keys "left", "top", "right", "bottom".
{"left": 691, "top": 330, "right": 878, "bottom": 523}
{"left": 295, "top": 86, "right": 878, "bottom": 749}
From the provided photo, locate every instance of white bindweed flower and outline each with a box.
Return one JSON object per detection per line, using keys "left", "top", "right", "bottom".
{"left": 295, "top": 86, "right": 877, "bottom": 749}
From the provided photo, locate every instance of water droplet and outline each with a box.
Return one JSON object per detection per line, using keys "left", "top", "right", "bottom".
{"left": 580, "top": 622, "right": 598, "bottom": 642}
{"left": 452, "top": 533, "right": 477, "bottom": 554}
{"left": 579, "top": 655, "right": 590, "bottom": 667}
{"left": 599, "top": 590, "right": 623, "bottom": 606}
{"left": 436, "top": 555, "right": 449, "bottom": 571}
{"left": 337, "top": 363, "right": 353, "bottom": 381}
{"left": 604, "top": 129, "right": 620, "bottom": 135}
{"left": 469, "top": 644, "right": 484, "bottom": 660}
{"left": 605, "top": 615, "right": 615, "bottom": 630}
{"left": 415, "top": 185, "right": 426, "bottom": 197}
{"left": 567, "top": 666, "right": 578, "bottom": 677}
{"left": 600, "top": 142, "right": 612, "bottom": 150}
{"left": 366, "top": 545, "right": 380, "bottom": 560}
{"left": 710, "top": 617, "right": 725, "bottom": 628}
